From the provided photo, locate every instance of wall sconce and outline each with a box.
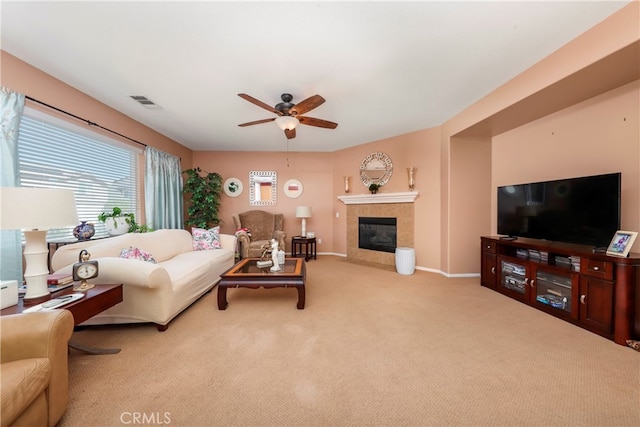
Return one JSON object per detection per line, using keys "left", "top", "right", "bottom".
{"left": 407, "top": 167, "right": 416, "bottom": 190}
{"left": 344, "top": 176, "right": 350, "bottom": 193}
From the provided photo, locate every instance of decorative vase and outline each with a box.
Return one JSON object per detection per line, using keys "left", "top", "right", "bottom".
{"left": 73, "top": 221, "right": 95, "bottom": 241}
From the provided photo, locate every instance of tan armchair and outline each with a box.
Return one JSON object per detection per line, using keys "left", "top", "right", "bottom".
{"left": 233, "top": 210, "right": 286, "bottom": 259}
{"left": 1, "top": 310, "right": 74, "bottom": 427}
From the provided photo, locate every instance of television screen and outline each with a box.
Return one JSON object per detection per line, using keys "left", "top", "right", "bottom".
{"left": 497, "top": 173, "right": 621, "bottom": 247}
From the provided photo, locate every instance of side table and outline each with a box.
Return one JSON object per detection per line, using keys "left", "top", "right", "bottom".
{"left": 291, "top": 236, "right": 317, "bottom": 261}
{"left": 1, "top": 283, "right": 123, "bottom": 354}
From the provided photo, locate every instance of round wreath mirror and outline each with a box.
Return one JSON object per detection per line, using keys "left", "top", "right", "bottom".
{"left": 360, "top": 152, "right": 393, "bottom": 187}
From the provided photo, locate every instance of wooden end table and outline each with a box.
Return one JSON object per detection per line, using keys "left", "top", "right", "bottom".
{"left": 291, "top": 236, "right": 317, "bottom": 261}
{"left": 218, "top": 258, "right": 306, "bottom": 310}
{"left": 1, "top": 283, "right": 123, "bottom": 354}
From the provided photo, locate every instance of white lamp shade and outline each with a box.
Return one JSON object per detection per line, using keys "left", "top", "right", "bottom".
{"left": 1, "top": 187, "right": 79, "bottom": 230}
{"left": 1, "top": 187, "right": 78, "bottom": 299}
{"left": 275, "top": 116, "right": 299, "bottom": 131}
{"left": 295, "top": 206, "right": 312, "bottom": 218}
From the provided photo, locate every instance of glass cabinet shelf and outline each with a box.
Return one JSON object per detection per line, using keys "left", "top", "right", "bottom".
{"left": 501, "top": 260, "right": 526, "bottom": 294}
{"left": 535, "top": 270, "right": 572, "bottom": 313}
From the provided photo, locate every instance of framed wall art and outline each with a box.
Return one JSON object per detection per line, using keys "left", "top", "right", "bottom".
{"left": 249, "top": 171, "right": 276, "bottom": 206}
{"left": 223, "top": 177, "right": 243, "bottom": 197}
{"left": 606, "top": 230, "right": 638, "bottom": 257}
{"left": 284, "top": 179, "right": 303, "bottom": 199}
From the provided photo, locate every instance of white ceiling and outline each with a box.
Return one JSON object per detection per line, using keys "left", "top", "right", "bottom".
{"left": 1, "top": 1, "right": 630, "bottom": 152}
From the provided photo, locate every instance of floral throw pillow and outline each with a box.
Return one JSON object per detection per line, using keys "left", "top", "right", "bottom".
{"left": 192, "top": 226, "right": 222, "bottom": 250}
{"left": 120, "top": 246, "right": 157, "bottom": 263}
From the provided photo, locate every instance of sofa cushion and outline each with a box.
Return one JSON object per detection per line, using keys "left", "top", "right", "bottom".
{"left": 0, "top": 358, "right": 51, "bottom": 426}
{"left": 192, "top": 226, "right": 221, "bottom": 250}
{"left": 120, "top": 246, "right": 157, "bottom": 263}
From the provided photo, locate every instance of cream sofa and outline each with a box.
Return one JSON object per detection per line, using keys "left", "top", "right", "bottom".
{"left": 51, "top": 229, "right": 236, "bottom": 331}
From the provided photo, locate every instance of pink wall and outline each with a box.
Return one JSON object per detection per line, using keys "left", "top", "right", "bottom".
{"left": 492, "top": 81, "right": 640, "bottom": 234}
{"left": 1, "top": 52, "right": 192, "bottom": 166}
{"left": 2, "top": 2, "right": 638, "bottom": 275}
{"left": 1, "top": 51, "right": 193, "bottom": 222}
{"left": 192, "top": 151, "right": 333, "bottom": 253}
{"left": 330, "top": 128, "right": 442, "bottom": 269}
{"left": 193, "top": 127, "right": 443, "bottom": 268}
{"left": 442, "top": 2, "right": 639, "bottom": 274}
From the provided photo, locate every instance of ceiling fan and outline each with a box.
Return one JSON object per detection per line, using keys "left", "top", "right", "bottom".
{"left": 238, "top": 93, "right": 338, "bottom": 140}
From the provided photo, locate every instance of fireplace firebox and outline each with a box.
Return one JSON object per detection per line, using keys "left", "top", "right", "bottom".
{"left": 358, "top": 217, "right": 397, "bottom": 253}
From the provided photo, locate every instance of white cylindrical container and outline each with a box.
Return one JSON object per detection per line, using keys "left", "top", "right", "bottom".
{"left": 277, "top": 249, "right": 285, "bottom": 265}
{"left": 395, "top": 247, "right": 415, "bottom": 275}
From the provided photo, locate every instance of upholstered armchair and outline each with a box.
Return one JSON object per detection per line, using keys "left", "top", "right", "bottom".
{"left": 1, "top": 310, "right": 74, "bottom": 427}
{"left": 233, "top": 210, "right": 286, "bottom": 259}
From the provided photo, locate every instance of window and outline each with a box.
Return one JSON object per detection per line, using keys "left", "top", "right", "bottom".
{"left": 17, "top": 108, "right": 141, "bottom": 240}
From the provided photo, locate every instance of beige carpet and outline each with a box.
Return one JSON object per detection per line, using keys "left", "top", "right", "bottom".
{"left": 62, "top": 256, "right": 640, "bottom": 426}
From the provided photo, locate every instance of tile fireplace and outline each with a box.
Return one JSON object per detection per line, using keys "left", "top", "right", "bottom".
{"left": 340, "top": 193, "right": 417, "bottom": 267}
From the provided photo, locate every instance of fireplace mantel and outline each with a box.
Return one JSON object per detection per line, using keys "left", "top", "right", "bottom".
{"left": 338, "top": 191, "right": 419, "bottom": 205}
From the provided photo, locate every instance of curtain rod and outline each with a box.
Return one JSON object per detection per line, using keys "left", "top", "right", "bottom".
{"left": 25, "top": 95, "right": 147, "bottom": 149}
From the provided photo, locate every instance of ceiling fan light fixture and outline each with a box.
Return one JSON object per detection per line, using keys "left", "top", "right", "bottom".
{"left": 275, "top": 115, "right": 299, "bottom": 130}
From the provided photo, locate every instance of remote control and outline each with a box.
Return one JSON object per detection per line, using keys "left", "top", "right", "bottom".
{"left": 42, "top": 296, "right": 74, "bottom": 309}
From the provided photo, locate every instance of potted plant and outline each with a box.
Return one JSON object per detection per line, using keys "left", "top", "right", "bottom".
{"left": 183, "top": 167, "right": 223, "bottom": 229}
{"left": 130, "top": 223, "right": 153, "bottom": 233}
{"left": 368, "top": 183, "right": 380, "bottom": 194}
{"left": 98, "top": 207, "right": 135, "bottom": 236}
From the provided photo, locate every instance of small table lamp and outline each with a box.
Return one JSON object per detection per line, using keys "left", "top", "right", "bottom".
{"left": 295, "top": 206, "right": 312, "bottom": 238}
{"left": 0, "top": 187, "right": 79, "bottom": 300}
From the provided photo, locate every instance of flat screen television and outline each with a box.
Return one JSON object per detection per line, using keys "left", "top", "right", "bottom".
{"left": 497, "top": 172, "right": 621, "bottom": 247}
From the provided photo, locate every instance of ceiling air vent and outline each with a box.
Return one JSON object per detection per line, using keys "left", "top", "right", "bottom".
{"left": 128, "top": 95, "right": 161, "bottom": 109}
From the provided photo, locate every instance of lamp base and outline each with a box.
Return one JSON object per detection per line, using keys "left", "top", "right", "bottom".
{"left": 23, "top": 290, "right": 50, "bottom": 300}
{"left": 23, "top": 230, "right": 51, "bottom": 300}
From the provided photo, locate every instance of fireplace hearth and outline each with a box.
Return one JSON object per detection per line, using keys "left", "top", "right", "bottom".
{"left": 358, "top": 217, "right": 397, "bottom": 253}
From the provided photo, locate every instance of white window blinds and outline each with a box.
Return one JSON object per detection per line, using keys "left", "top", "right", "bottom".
{"left": 17, "top": 110, "right": 141, "bottom": 240}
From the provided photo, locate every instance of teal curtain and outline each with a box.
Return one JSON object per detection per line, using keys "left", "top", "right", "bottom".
{"left": 144, "top": 146, "right": 183, "bottom": 229}
{"left": 0, "top": 87, "right": 25, "bottom": 281}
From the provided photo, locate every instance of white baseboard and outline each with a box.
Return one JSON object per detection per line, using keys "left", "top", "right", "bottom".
{"left": 312, "top": 253, "right": 480, "bottom": 278}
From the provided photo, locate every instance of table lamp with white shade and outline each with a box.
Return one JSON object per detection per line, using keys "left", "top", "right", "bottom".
{"left": 295, "top": 206, "right": 312, "bottom": 238}
{"left": 0, "top": 187, "right": 79, "bottom": 300}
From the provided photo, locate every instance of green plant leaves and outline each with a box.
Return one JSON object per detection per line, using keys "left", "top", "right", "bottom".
{"left": 183, "top": 167, "right": 223, "bottom": 229}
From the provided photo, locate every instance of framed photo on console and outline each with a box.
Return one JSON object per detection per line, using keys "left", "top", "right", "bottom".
{"left": 606, "top": 230, "right": 638, "bottom": 257}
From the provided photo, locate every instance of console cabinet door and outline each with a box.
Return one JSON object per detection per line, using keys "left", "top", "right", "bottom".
{"left": 579, "top": 276, "right": 613, "bottom": 336}
{"left": 481, "top": 252, "right": 497, "bottom": 289}
{"left": 531, "top": 267, "right": 579, "bottom": 320}
{"left": 497, "top": 256, "right": 531, "bottom": 302}
{"left": 480, "top": 238, "right": 497, "bottom": 289}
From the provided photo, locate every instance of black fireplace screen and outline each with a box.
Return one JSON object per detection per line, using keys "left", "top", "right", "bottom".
{"left": 358, "top": 217, "right": 397, "bottom": 253}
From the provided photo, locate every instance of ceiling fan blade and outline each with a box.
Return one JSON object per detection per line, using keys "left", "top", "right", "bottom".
{"left": 284, "top": 128, "right": 296, "bottom": 139}
{"left": 238, "top": 93, "right": 282, "bottom": 115}
{"left": 298, "top": 116, "right": 338, "bottom": 129}
{"left": 238, "top": 117, "right": 276, "bottom": 127}
{"left": 290, "top": 95, "right": 325, "bottom": 116}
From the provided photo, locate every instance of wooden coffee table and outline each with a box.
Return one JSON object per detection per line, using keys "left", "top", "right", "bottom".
{"left": 2, "top": 283, "right": 123, "bottom": 354}
{"left": 218, "top": 258, "right": 306, "bottom": 310}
